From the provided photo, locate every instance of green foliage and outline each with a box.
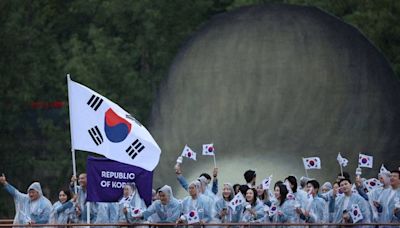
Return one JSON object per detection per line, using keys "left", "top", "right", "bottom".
{"left": 0, "top": 0, "right": 399, "bottom": 218}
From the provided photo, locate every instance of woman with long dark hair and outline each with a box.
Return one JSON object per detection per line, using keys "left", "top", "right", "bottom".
{"left": 269, "top": 183, "right": 297, "bottom": 224}
{"left": 241, "top": 188, "right": 264, "bottom": 222}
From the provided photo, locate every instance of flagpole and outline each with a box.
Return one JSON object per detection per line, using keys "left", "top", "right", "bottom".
{"left": 305, "top": 168, "right": 308, "bottom": 178}
{"left": 213, "top": 155, "right": 217, "bottom": 168}
{"left": 67, "top": 74, "right": 78, "bottom": 194}
{"left": 340, "top": 164, "right": 343, "bottom": 178}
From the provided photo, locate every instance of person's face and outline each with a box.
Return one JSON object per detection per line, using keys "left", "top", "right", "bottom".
{"left": 274, "top": 186, "right": 281, "bottom": 200}
{"left": 306, "top": 183, "right": 317, "bottom": 196}
{"left": 28, "top": 189, "right": 40, "bottom": 201}
{"left": 256, "top": 185, "right": 264, "bottom": 196}
{"left": 189, "top": 184, "right": 197, "bottom": 197}
{"left": 205, "top": 178, "right": 211, "bottom": 185}
{"left": 246, "top": 189, "right": 254, "bottom": 202}
{"left": 78, "top": 174, "right": 87, "bottom": 188}
{"left": 59, "top": 190, "right": 68, "bottom": 203}
{"left": 390, "top": 172, "right": 400, "bottom": 187}
{"left": 321, "top": 186, "right": 329, "bottom": 193}
{"left": 123, "top": 185, "right": 132, "bottom": 197}
{"left": 222, "top": 186, "right": 232, "bottom": 199}
{"left": 158, "top": 192, "right": 169, "bottom": 205}
{"left": 339, "top": 180, "right": 351, "bottom": 194}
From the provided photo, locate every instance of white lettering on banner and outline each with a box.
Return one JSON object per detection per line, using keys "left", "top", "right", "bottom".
{"left": 101, "top": 171, "right": 136, "bottom": 180}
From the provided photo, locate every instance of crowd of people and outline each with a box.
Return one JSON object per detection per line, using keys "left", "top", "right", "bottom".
{"left": 1, "top": 164, "right": 399, "bottom": 227}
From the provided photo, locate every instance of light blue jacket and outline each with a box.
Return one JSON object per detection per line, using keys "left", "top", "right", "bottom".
{"left": 50, "top": 201, "right": 75, "bottom": 224}
{"left": 142, "top": 199, "right": 181, "bottom": 223}
{"left": 214, "top": 198, "right": 243, "bottom": 223}
{"left": 4, "top": 182, "right": 52, "bottom": 224}
{"left": 329, "top": 193, "right": 371, "bottom": 224}
{"left": 182, "top": 194, "right": 212, "bottom": 222}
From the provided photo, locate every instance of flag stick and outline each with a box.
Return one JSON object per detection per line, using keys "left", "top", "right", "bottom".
{"left": 340, "top": 164, "right": 343, "bottom": 178}
{"left": 305, "top": 168, "right": 308, "bottom": 178}
{"left": 67, "top": 74, "right": 78, "bottom": 194}
{"left": 87, "top": 202, "right": 90, "bottom": 224}
{"left": 213, "top": 155, "right": 217, "bottom": 168}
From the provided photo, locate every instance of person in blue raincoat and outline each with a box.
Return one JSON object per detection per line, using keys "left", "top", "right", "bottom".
{"left": 69, "top": 173, "right": 99, "bottom": 223}
{"left": 241, "top": 188, "right": 264, "bottom": 222}
{"left": 139, "top": 185, "right": 181, "bottom": 223}
{"left": 214, "top": 183, "right": 242, "bottom": 223}
{"left": 329, "top": 178, "right": 371, "bottom": 224}
{"left": 50, "top": 189, "right": 77, "bottom": 224}
{"left": 178, "top": 180, "right": 213, "bottom": 224}
{"left": 268, "top": 183, "right": 297, "bottom": 224}
{"left": 116, "top": 183, "right": 146, "bottom": 223}
{"left": 373, "top": 170, "right": 400, "bottom": 224}
{"left": 296, "top": 180, "right": 327, "bottom": 223}
{"left": 0, "top": 174, "right": 52, "bottom": 225}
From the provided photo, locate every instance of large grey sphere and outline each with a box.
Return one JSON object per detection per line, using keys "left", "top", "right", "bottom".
{"left": 149, "top": 4, "right": 400, "bottom": 197}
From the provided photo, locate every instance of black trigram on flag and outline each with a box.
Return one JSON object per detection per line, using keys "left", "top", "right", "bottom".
{"left": 87, "top": 94, "right": 104, "bottom": 111}
{"left": 88, "top": 126, "right": 104, "bottom": 146}
{"left": 126, "top": 139, "right": 145, "bottom": 160}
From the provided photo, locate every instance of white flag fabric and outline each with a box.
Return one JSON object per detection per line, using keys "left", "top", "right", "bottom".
{"left": 302, "top": 157, "right": 321, "bottom": 170}
{"left": 67, "top": 76, "right": 161, "bottom": 171}
{"left": 358, "top": 154, "right": 373, "bottom": 168}
{"left": 181, "top": 145, "right": 196, "bottom": 160}
{"left": 268, "top": 203, "right": 278, "bottom": 216}
{"left": 262, "top": 175, "right": 272, "bottom": 190}
{"left": 185, "top": 210, "right": 200, "bottom": 224}
{"left": 363, "top": 178, "right": 382, "bottom": 192}
{"left": 350, "top": 204, "right": 363, "bottom": 223}
{"left": 380, "top": 164, "right": 389, "bottom": 174}
{"left": 228, "top": 192, "right": 245, "bottom": 210}
{"left": 131, "top": 207, "right": 143, "bottom": 217}
{"left": 337, "top": 152, "right": 349, "bottom": 167}
{"left": 202, "top": 143, "right": 215, "bottom": 156}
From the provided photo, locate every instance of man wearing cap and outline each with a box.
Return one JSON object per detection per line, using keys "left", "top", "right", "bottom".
{"left": 244, "top": 170, "right": 256, "bottom": 188}
{"left": 0, "top": 173, "right": 52, "bottom": 224}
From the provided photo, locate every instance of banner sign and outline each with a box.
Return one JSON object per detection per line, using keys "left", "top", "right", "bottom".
{"left": 86, "top": 156, "right": 153, "bottom": 206}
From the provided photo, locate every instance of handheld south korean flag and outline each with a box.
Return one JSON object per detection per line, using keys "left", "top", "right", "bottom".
{"left": 186, "top": 210, "right": 200, "bottom": 224}
{"left": 363, "top": 178, "right": 382, "bottom": 192}
{"left": 380, "top": 164, "right": 389, "bottom": 174}
{"left": 337, "top": 152, "right": 349, "bottom": 167}
{"left": 268, "top": 203, "right": 278, "bottom": 216}
{"left": 350, "top": 204, "right": 363, "bottom": 223}
{"left": 229, "top": 192, "right": 245, "bottom": 211}
{"left": 303, "top": 157, "right": 321, "bottom": 170}
{"left": 262, "top": 175, "right": 272, "bottom": 190}
{"left": 358, "top": 154, "right": 373, "bottom": 168}
{"left": 131, "top": 207, "right": 143, "bottom": 217}
{"left": 181, "top": 145, "right": 196, "bottom": 161}
{"left": 67, "top": 75, "right": 161, "bottom": 171}
{"left": 202, "top": 143, "right": 215, "bottom": 156}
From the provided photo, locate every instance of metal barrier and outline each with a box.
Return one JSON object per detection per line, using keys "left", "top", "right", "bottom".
{"left": 0, "top": 221, "right": 399, "bottom": 227}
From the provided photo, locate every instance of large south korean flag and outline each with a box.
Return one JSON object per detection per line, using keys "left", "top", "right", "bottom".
{"left": 67, "top": 75, "right": 161, "bottom": 171}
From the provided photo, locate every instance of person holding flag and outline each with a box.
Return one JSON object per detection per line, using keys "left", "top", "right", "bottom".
{"left": 175, "top": 164, "right": 218, "bottom": 195}
{"left": 240, "top": 188, "right": 264, "bottom": 223}
{"left": 117, "top": 183, "right": 146, "bottom": 223}
{"left": 214, "top": 183, "right": 242, "bottom": 223}
{"left": 69, "top": 173, "right": 99, "bottom": 223}
{"left": 0, "top": 174, "right": 52, "bottom": 225}
{"left": 268, "top": 183, "right": 297, "bottom": 224}
{"left": 178, "top": 180, "right": 213, "bottom": 224}
{"left": 296, "top": 180, "right": 328, "bottom": 223}
{"left": 329, "top": 178, "right": 370, "bottom": 224}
